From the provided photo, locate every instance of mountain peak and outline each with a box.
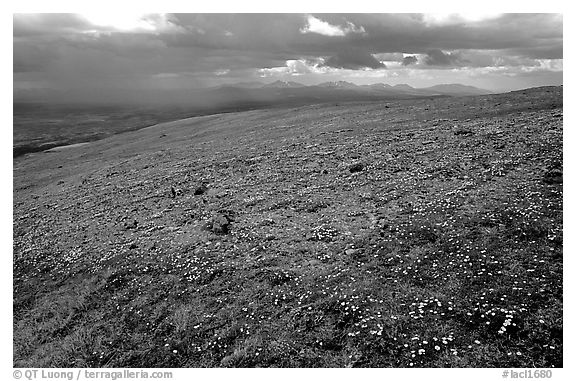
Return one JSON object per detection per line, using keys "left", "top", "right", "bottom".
{"left": 220, "top": 81, "right": 265, "bottom": 89}
{"left": 262, "top": 80, "right": 306, "bottom": 88}
{"left": 317, "top": 81, "right": 359, "bottom": 89}
{"left": 392, "top": 84, "right": 414, "bottom": 90}
{"left": 366, "top": 83, "right": 392, "bottom": 89}
{"left": 423, "top": 83, "right": 491, "bottom": 95}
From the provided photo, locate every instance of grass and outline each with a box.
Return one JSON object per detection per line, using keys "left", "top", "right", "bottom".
{"left": 13, "top": 86, "right": 562, "bottom": 367}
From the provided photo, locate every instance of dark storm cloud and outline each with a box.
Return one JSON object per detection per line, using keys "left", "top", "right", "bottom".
{"left": 309, "top": 13, "right": 562, "bottom": 59}
{"left": 402, "top": 55, "right": 418, "bottom": 66}
{"left": 323, "top": 49, "right": 385, "bottom": 70}
{"left": 14, "top": 13, "right": 562, "bottom": 73}
{"left": 424, "top": 49, "right": 463, "bottom": 66}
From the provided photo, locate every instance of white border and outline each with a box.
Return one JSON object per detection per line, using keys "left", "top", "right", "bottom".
{"left": 4, "top": 2, "right": 571, "bottom": 380}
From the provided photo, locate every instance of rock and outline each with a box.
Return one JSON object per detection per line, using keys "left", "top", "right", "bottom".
{"left": 543, "top": 169, "right": 562, "bottom": 184}
{"left": 194, "top": 183, "right": 208, "bottom": 195}
{"left": 345, "top": 248, "right": 359, "bottom": 256}
{"left": 543, "top": 161, "right": 562, "bottom": 184}
{"left": 211, "top": 214, "right": 231, "bottom": 235}
{"left": 454, "top": 127, "right": 474, "bottom": 136}
{"left": 170, "top": 186, "right": 184, "bottom": 197}
{"left": 348, "top": 163, "right": 364, "bottom": 173}
{"left": 123, "top": 220, "right": 138, "bottom": 230}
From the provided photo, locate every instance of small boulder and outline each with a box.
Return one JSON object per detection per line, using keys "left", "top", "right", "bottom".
{"left": 454, "top": 127, "right": 474, "bottom": 136}
{"left": 123, "top": 219, "right": 138, "bottom": 230}
{"left": 543, "top": 161, "right": 562, "bottom": 184}
{"left": 211, "top": 214, "right": 231, "bottom": 235}
{"left": 543, "top": 169, "right": 562, "bottom": 184}
{"left": 345, "top": 248, "right": 360, "bottom": 256}
{"left": 194, "top": 183, "right": 208, "bottom": 195}
{"left": 348, "top": 163, "right": 364, "bottom": 173}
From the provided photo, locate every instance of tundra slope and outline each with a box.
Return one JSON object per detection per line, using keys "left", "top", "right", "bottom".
{"left": 13, "top": 86, "right": 562, "bottom": 367}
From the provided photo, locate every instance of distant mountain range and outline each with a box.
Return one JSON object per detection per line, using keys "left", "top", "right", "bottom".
{"left": 15, "top": 80, "right": 491, "bottom": 106}
{"left": 216, "top": 80, "right": 490, "bottom": 96}
{"left": 185, "top": 81, "right": 492, "bottom": 110}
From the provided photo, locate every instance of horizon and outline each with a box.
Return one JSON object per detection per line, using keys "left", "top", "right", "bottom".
{"left": 14, "top": 13, "right": 563, "bottom": 103}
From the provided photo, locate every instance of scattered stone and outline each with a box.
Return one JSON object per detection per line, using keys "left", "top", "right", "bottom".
{"left": 123, "top": 220, "right": 138, "bottom": 230}
{"left": 454, "top": 127, "right": 474, "bottom": 136}
{"left": 345, "top": 248, "right": 360, "bottom": 256}
{"left": 194, "top": 183, "right": 208, "bottom": 195}
{"left": 210, "top": 213, "right": 231, "bottom": 235}
{"left": 543, "top": 168, "right": 562, "bottom": 184}
{"left": 348, "top": 163, "right": 364, "bottom": 173}
{"left": 170, "top": 186, "right": 184, "bottom": 198}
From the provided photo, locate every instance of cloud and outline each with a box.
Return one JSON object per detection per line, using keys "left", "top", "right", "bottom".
{"left": 258, "top": 59, "right": 321, "bottom": 77}
{"left": 13, "top": 13, "right": 184, "bottom": 36}
{"left": 13, "top": 14, "right": 90, "bottom": 36}
{"left": 374, "top": 53, "right": 404, "bottom": 62}
{"left": 78, "top": 13, "right": 184, "bottom": 34}
{"left": 323, "top": 49, "right": 385, "bottom": 70}
{"left": 424, "top": 49, "right": 463, "bottom": 66}
{"left": 422, "top": 13, "right": 503, "bottom": 26}
{"left": 13, "top": 13, "right": 563, "bottom": 101}
{"left": 214, "top": 69, "right": 230, "bottom": 76}
{"left": 300, "top": 15, "right": 365, "bottom": 37}
{"left": 402, "top": 55, "right": 418, "bottom": 66}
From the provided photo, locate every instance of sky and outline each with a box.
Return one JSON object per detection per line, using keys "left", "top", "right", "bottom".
{"left": 13, "top": 13, "right": 563, "bottom": 102}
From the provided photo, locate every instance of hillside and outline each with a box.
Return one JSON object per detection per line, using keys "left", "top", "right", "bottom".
{"left": 13, "top": 86, "right": 562, "bottom": 367}
{"left": 13, "top": 82, "right": 491, "bottom": 158}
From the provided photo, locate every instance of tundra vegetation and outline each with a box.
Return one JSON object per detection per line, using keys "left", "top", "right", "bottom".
{"left": 13, "top": 86, "right": 562, "bottom": 367}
